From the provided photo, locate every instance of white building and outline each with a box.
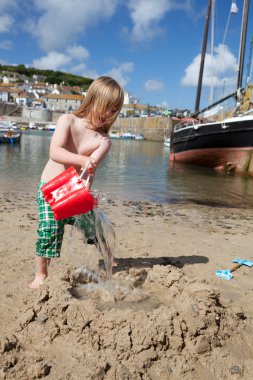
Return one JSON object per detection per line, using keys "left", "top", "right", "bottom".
{"left": 124, "top": 91, "right": 139, "bottom": 105}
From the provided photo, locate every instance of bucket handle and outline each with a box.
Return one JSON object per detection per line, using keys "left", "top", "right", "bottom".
{"left": 79, "top": 160, "right": 92, "bottom": 188}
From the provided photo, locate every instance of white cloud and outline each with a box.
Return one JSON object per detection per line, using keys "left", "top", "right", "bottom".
{"left": 69, "top": 63, "right": 98, "bottom": 79}
{"left": 30, "top": 0, "right": 118, "bottom": 51}
{"left": 144, "top": 79, "right": 164, "bottom": 92}
{"left": 0, "top": 39, "right": 12, "bottom": 49}
{"left": 66, "top": 45, "right": 89, "bottom": 60}
{"left": 0, "top": 14, "right": 13, "bottom": 33}
{"left": 80, "top": 69, "right": 99, "bottom": 79}
{"left": 32, "top": 51, "right": 72, "bottom": 70}
{"left": 0, "top": 0, "right": 18, "bottom": 11}
{"left": 32, "top": 43, "right": 90, "bottom": 72}
{"left": 0, "top": 0, "right": 15, "bottom": 7}
{"left": 106, "top": 62, "right": 134, "bottom": 87}
{"left": 70, "top": 63, "right": 87, "bottom": 74}
{"left": 0, "top": 0, "right": 19, "bottom": 33}
{"left": 125, "top": 0, "right": 191, "bottom": 42}
{"left": 181, "top": 44, "right": 237, "bottom": 87}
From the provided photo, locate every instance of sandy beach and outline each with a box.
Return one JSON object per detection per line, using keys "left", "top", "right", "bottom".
{"left": 0, "top": 191, "right": 253, "bottom": 379}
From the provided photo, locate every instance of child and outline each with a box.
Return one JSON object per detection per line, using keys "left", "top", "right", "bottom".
{"left": 29, "top": 76, "right": 124, "bottom": 289}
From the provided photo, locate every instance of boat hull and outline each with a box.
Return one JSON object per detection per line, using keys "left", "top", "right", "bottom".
{"left": 170, "top": 146, "right": 253, "bottom": 174}
{"left": 0, "top": 133, "right": 22, "bottom": 144}
{"left": 170, "top": 117, "right": 253, "bottom": 175}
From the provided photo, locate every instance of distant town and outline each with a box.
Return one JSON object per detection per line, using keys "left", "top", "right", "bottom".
{"left": 0, "top": 65, "right": 190, "bottom": 119}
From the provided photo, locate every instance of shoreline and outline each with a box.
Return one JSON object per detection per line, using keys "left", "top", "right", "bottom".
{"left": 1, "top": 189, "right": 253, "bottom": 210}
{"left": 0, "top": 193, "right": 253, "bottom": 378}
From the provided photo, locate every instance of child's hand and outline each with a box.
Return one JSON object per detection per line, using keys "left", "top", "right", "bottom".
{"left": 87, "top": 160, "right": 97, "bottom": 175}
{"left": 81, "top": 158, "right": 97, "bottom": 175}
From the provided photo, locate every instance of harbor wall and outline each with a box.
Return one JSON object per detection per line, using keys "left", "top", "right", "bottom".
{"left": 22, "top": 108, "right": 52, "bottom": 122}
{"left": 51, "top": 113, "right": 175, "bottom": 141}
{"left": 2, "top": 103, "right": 177, "bottom": 141}
{"left": 0, "top": 102, "right": 22, "bottom": 117}
{"left": 113, "top": 117, "right": 174, "bottom": 141}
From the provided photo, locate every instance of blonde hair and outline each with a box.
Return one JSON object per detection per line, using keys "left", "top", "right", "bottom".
{"left": 74, "top": 76, "right": 124, "bottom": 133}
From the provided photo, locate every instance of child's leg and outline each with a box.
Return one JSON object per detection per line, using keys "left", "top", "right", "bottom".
{"left": 30, "top": 180, "right": 65, "bottom": 289}
{"left": 29, "top": 256, "right": 50, "bottom": 288}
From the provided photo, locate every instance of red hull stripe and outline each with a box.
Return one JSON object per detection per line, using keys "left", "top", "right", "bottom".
{"left": 170, "top": 147, "right": 253, "bottom": 174}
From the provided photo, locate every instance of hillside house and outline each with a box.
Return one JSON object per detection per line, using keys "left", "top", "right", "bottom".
{"left": 30, "top": 82, "right": 49, "bottom": 98}
{"left": 0, "top": 88, "right": 11, "bottom": 102}
{"left": 0, "top": 86, "right": 23, "bottom": 103}
{"left": 42, "top": 93, "right": 84, "bottom": 111}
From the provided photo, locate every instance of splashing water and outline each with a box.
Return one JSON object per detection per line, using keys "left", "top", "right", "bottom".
{"left": 67, "top": 190, "right": 137, "bottom": 301}
{"left": 67, "top": 190, "right": 115, "bottom": 291}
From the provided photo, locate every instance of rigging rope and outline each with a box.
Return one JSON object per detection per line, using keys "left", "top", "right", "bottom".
{"left": 210, "top": 0, "right": 238, "bottom": 108}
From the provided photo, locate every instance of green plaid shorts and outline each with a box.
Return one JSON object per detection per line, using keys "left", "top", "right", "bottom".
{"left": 36, "top": 180, "right": 96, "bottom": 258}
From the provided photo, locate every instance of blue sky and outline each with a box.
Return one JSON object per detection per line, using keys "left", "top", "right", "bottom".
{"left": 0, "top": 0, "right": 252, "bottom": 111}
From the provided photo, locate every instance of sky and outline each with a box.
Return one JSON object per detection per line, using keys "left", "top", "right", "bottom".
{"left": 0, "top": 0, "right": 253, "bottom": 111}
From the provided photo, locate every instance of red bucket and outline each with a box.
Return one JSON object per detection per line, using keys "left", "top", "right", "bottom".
{"left": 41, "top": 165, "right": 97, "bottom": 220}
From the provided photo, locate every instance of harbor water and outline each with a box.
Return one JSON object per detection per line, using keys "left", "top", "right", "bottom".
{"left": 1, "top": 130, "right": 253, "bottom": 208}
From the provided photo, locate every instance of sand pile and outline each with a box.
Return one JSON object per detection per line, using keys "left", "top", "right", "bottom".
{"left": 1, "top": 264, "right": 252, "bottom": 380}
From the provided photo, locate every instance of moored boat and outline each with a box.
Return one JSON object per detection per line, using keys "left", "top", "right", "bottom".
{"left": 170, "top": 109, "right": 253, "bottom": 173}
{"left": 45, "top": 123, "right": 56, "bottom": 131}
{"left": 109, "top": 131, "right": 145, "bottom": 140}
{"left": 134, "top": 133, "right": 145, "bottom": 140}
{"left": 0, "top": 132, "right": 22, "bottom": 144}
{"left": 109, "top": 130, "right": 121, "bottom": 139}
{"left": 0, "top": 120, "right": 22, "bottom": 144}
{"left": 170, "top": 0, "right": 253, "bottom": 175}
{"left": 121, "top": 132, "right": 135, "bottom": 139}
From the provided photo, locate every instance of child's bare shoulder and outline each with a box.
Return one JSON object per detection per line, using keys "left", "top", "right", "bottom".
{"left": 57, "top": 113, "right": 76, "bottom": 126}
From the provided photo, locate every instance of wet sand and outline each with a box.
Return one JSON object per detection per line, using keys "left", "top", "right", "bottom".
{"left": 0, "top": 192, "right": 253, "bottom": 379}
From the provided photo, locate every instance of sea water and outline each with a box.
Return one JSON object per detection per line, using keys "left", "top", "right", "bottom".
{"left": 2, "top": 130, "right": 253, "bottom": 208}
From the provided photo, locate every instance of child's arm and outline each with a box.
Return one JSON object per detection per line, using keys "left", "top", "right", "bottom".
{"left": 90, "top": 137, "right": 111, "bottom": 165}
{"left": 49, "top": 114, "right": 91, "bottom": 168}
{"left": 85, "top": 136, "right": 111, "bottom": 190}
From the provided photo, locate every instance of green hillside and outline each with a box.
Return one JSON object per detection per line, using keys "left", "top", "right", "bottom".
{"left": 0, "top": 64, "right": 93, "bottom": 89}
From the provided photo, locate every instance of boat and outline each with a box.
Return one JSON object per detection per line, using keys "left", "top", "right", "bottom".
{"left": 0, "top": 120, "right": 22, "bottom": 144}
{"left": 0, "top": 132, "right": 22, "bottom": 144}
{"left": 170, "top": 0, "right": 253, "bottom": 175}
{"left": 121, "top": 132, "right": 135, "bottom": 139}
{"left": 109, "top": 130, "right": 121, "bottom": 139}
{"left": 164, "top": 137, "right": 171, "bottom": 147}
{"left": 109, "top": 131, "right": 145, "bottom": 140}
{"left": 45, "top": 123, "right": 56, "bottom": 131}
{"left": 0, "top": 120, "right": 19, "bottom": 131}
{"left": 28, "top": 122, "right": 37, "bottom": 129}
{"left": 134, "top": 133, "right": 145, "bottom": 140}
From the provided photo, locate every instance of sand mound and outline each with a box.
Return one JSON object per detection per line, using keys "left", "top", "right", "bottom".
{"left": 1, "top": 265, "right": 252, "bottom": 379}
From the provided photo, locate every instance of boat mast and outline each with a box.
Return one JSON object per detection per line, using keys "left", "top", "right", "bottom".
{"left": 194, "top": 0, "right": 212, "bottom": 113}
{"left": 246, "top": 37, "right": 253, "bottom": 84}
{"left": 210, "top": 0, "right": 215, "bottom": 105}
{"left": 237, "top": 0, "right": 250, "bottom": 90}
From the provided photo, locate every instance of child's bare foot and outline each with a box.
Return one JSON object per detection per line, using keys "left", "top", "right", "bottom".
{"left": 29, "top": 256, "right": 50, "bottom": 289}
{"left": 29, "top": 273, "right": 47, "bottom": 289}
{"left": 112, "top": 259, "right": 118, "bottom": 267}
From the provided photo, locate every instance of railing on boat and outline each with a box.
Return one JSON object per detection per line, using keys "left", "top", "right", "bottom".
{"left": 174, "top": 118, "right": 203, "bottom": 132}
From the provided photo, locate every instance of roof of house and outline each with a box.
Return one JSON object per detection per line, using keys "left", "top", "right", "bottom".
{"left": 42, "top": 94, "right": 84, "bottom": 100}
{"left": 0, "top": 87, "right": 22, "bottom": 94}
{"left": 32, "top": 98, "right": 44, "bottom": 103}
{"left": 0, "top": 82, "right": 16, "bottom": 87}
{"left": 16, "top": 93, "right": 29, "bottom": 98}
{"left": 31, "top": 82, "right": 46, "bottom": 87}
